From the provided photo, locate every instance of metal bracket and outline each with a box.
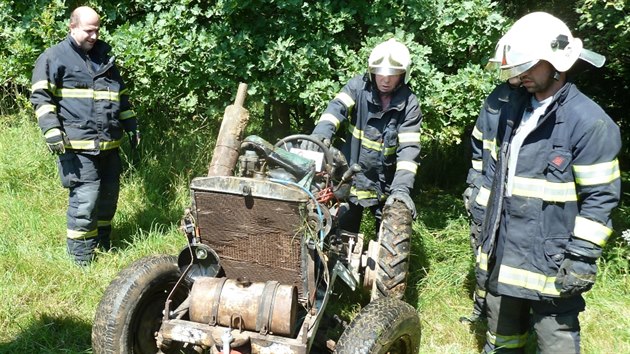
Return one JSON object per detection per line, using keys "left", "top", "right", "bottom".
{"left": 332, "top": 260, "right": 357, "bottom": 291}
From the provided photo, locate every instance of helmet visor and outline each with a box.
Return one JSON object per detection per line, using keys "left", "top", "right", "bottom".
{"left": 369, "top": 66, "right": 406, "bottom": 76}
{"left": 500, "top": 60, "right": 539, "bottom": 80}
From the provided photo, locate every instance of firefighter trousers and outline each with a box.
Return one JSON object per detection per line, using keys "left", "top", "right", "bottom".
{"left": 337, "top": 201, "right": 383, "bottom": 234}
{"left": 57, "top": 149, "right": 121, "bottom": 264}
{"left": 483, "top": 291, "right": 585, "bottom": 354}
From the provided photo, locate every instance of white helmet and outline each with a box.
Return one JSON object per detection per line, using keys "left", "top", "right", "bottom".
{"left": 368, "top": 38, "right": 412, "bottom": 84}
{"left": 496, "top": 12, "right": 605, "bottom": 80}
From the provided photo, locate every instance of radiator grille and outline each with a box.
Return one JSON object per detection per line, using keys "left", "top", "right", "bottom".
{"left": 191, "top": 179, "right": 309, "bottom": 299}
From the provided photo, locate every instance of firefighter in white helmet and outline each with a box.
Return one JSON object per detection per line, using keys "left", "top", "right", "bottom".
{"left": 474, "top": 12, "right": 620, "bottom": 353}
{"left": 303, "top": 38, "right": 422, "bottom": 251}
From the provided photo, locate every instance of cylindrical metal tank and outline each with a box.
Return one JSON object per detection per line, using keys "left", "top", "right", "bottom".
{"left": 189, "top": 277, "right": 298, "bottom": 337}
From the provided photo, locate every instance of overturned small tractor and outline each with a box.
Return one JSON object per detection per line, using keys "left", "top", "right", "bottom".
{"left": 91, "top": 83, "right": 420, "bottom": 354}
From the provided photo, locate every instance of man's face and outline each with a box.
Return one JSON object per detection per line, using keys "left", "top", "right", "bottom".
{"left": 374, "top": 74, "right": 403, "bottom": 95}
{"left": 518, "top": 61, "right": 561, "bottom": 100}
{"left": 70, "top": 14, "right": 100, "bottom": 52}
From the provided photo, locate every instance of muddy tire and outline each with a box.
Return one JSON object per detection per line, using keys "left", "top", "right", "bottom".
{"left": 335, "top": 297, "right": 420, "bottom": 354}
{"left": 91, "top": 255, "right": 192, "bottom": 354}
{"left": 372, "top": 200, "right": 412, "bottom": 300}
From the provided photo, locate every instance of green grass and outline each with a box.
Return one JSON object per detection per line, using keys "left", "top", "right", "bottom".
{"left": 1, "top": 113, "right": 628, "bottom": 353}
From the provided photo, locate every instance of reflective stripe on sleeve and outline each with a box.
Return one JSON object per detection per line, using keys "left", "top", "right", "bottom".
{"left": 318, "top": 113, "right": 340, "bottom": 129}
{"left": 475, "top": 186, "right": 490, "bottom": 207}
{"left": 477, "top": 250, "right": 488, "bottom": 271}
{"left": 472, "top": 159, "right": 482, "bottom": 172}
{"left": 119, "top": 110, "right": 137, "bottom": 120}
{"left": 335, "top": 92, "right": 355, "bottom": 109}
{"left": 573, "top": 216, "right": 612, "bottom": 247}
{"left": 573, "top": 159, "right": 620, "bottom": 186}
{"left": 396, "top": 160, "right": 418, "bottom": 174}
{"left": 472, "top": 125, "right": 482, "bottom": 140}
{"left": 36, "top": 104, "right": 56, "bottom": 119}
{"left": 398, "top": 132, "right": 421, "bottom": 143}
{"left": 31, "top": 80, "right": 56, "bottom": 92}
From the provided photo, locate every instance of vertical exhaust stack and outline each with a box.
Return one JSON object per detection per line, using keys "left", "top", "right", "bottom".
{"left": 207, "top": 83, "right": 250, "bottom": 176}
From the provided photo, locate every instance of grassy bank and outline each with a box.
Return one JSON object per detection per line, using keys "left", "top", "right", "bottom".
{"left": 0, "top": 113, "right": 628, "bottom": 353}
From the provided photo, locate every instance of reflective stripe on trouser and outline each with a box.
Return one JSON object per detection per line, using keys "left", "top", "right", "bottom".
{"left": 62, "top": 150, "right": 121, "bottom": 262}
{"left": 484, "top": 292, "right": 584, "bottom": 354}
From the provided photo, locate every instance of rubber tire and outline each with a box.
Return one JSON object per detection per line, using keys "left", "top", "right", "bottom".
{"left": 335, "top": 297, "right": 421, "bottom": 354}
{"left": 91, "top": 254, "right": 193, "bottom": 354}
{"left": 372, "top": 200, "right": 412, "bottom": 300}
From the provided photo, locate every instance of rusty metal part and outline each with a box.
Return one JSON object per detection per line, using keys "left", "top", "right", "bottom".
{"left": 189, "top": 277, "right": 298, "bottom": 337}
{"left": 362, "top": 239, "right": 379, "bottom": 290}
{"left": 208, "top": 83, "right": 250, "bottom": 177}
{"left": 159, "top": 318, "right": 311, "bottom": 354}
{"left": 190, "top": 176, "right": 310, "bottom": 301}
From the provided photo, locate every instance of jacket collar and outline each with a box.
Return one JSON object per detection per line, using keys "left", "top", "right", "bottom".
{"left": 365, "top": 74, "right": 411, "bottom": 111}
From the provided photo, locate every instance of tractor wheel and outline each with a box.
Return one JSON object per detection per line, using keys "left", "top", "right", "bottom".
{"left": 91, "top": 255, "right": 193, "bottom": 354}
{"left": 372, "top": 199, "right": 413, "bottom": 300}
{"left": 335, "top": 297, "right": 420, "bottom": 354}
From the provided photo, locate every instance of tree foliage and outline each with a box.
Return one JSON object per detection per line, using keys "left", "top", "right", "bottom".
{"left": 0, "top": 0, "right": 628, "bottom": 169}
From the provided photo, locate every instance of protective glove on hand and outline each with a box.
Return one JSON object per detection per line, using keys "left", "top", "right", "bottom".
{"left": 555, "top": 253, "right": 597, "bottom": 297}
{"left": 385, "top": 190, "right": 417, "bottom": 219}
{"left": 469, "top": 220, "right": 482, "bottom": 253}
{"left": 128, "top": 130, "right": 140, "bottom": 149}
{"left": 44, "top": 128, "right": 70, "bottom": 155}
{"left": 300, "top": 133, "right": 329, "bottom": 152}
{"left": 462, "top": 186, "right": 474, "bottom": 215}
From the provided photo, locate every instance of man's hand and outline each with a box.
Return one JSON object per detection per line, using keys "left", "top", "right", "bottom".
{"left": 555, "top": 253, "right": 597, "bottom": 297}
{"left": 128, "top": 130, "right": 140, "bottom": 149}
{"left": 462, "top": 186, "right": 474, "bottom": 215}
{"left": 385, "top": 190, "right": 417, "bottom": 219}
{"left": 300, "top": 133, "right": 329, "bottom": 152}
{"left": 44, "top": 128, "right": 69, "bottom": 155}
{"left": 469, "top": 220, "right": 482, "bottom": 252}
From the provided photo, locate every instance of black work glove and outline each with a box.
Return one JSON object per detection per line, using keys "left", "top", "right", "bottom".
{"left": 44, "top": 128, "right": 70, "bottom": 155}
{"left": 469, "top": 220, "right": 482, "bottom": 253}
{"left": 128, "top": 130, "right": 140, "bottom": 149}
{"left": 300, "top": 133, "right": 329, "bottom": 152}
{"left": 555, "top": 253, "right": 597, "bottom": 297}
{"left": 462, "top": 186, "right": 474, "bottom": 215}
{"left": 385, "top": 190, "right": 417, "bottom": 219}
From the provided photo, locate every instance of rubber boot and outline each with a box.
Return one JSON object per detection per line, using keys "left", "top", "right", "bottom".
{"left": 98, "top": 225, "right": 112, "bottom": 251}
{"left": 460, "top": 288, "right": 486, "bottom": 324}
{"left": 67, "top": 238, "right": 98, "bottom": 266}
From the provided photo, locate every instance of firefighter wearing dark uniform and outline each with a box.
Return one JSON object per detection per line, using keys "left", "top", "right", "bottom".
{"left": 306, "top": 39, "right": 422, "bottom": 233}
{"left": 462, "top": 80, "right": 522, "bottom": 324}
{"left": 30, "top": 6, "right": 137, "bottom": 265}
{"left": 475, "top": 12, "right": 620, "bottom": 353}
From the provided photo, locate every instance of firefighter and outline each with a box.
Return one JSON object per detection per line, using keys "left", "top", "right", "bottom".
{"left": 303, "top": 38, "right": 422, "bottom": 234}
{"left": 461, "top": 33, "right": 526, "bottom": 324}
{"left": 30, "top": 6, "right": 138, "bottom": 266}
{"left": 475, "top": 12, "right": 620, "bottom": 353}
{"left": 462, "top": 78, "right": 523, "bottom": 324}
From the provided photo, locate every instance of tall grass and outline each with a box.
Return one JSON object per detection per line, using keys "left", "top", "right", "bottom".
{"left": 0, "top": 113, "right": 628, "bottom": 353}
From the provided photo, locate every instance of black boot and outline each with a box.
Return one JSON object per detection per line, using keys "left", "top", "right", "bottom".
{"left": 97, "top": 225, "right": 112, "bottom": 251}
{"left": 67, "top": 238, "right": 98, "bottom": 266}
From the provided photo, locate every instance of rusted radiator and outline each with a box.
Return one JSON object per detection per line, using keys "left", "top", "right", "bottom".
{"left": 190, "top": 176, "right": 310, "bottom": 300}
